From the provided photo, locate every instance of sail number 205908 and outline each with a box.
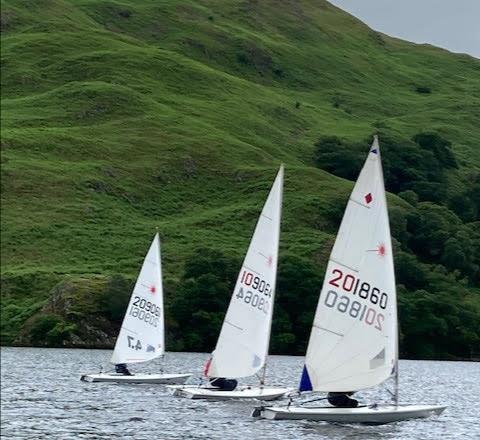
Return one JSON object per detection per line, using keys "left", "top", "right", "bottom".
{"left": 129, "top": 296, "right": 160, "bottom": 327}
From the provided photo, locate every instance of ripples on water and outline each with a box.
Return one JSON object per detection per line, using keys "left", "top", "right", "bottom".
{"left": 1, "top": 348, "right": 478, "bottom": 439}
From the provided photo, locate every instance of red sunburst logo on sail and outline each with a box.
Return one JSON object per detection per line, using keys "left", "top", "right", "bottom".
{"left": 267, "top": 255, "right": 273, "bottom": 267}
{"left": 150, "top": 285, "right": 156, "bottom": 294}
{"left": 377, "top": 243, "right": 387, "bottom": 257}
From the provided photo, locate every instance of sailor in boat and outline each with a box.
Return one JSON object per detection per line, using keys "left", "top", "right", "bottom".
{"left": 115, "top": 363, "right": 132, "bottom": 376}
{"left": 327, "top": 392, "right": 359, "bottom": 408}
{"left": 209, "top": 377, "right": 238, "bottom": 391}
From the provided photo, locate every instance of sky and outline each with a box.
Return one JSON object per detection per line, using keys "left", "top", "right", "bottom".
{"left": 327, "top": 0, "right": 480, "bottom": 59}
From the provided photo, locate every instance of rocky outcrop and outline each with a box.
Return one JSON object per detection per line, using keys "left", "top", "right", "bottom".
{"left": 14, "top": 276, "right": 129, "bottom": 348}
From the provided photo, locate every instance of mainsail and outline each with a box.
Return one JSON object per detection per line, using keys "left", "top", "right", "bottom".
{"left": 206, "top": 166, "right": 284, "bottom": 379}
{"left": 111, "top": 233, "right": 165, "bottom": 365}
{"left": 300, "top": 137, "right": 397, "bottom": 392}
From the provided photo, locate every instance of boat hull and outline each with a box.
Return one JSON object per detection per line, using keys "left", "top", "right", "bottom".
{"left": 80, "top": 373, "right": 191, "bottom": 384}
{"left": 167, "top": 384, "right": 292, "bottom": 401}
{"left": 254, "top": 404, "right": 446, "bottom": 424}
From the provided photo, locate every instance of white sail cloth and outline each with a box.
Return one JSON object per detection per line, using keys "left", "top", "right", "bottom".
{"left": 206, "top": 166, "right": 284, "bottom": 379}
{"left": 301, "top": 137, "right": 397, "bottom": 392}
{"left": 111, "top": 233, "right": 165, "bottom": 365}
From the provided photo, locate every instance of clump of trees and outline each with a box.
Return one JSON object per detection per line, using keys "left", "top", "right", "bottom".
{"left": 168, "top": 249, "right": 239, "bottom": 352}
{"left": 27, "top": 314, "right": 77, "bottom": 346}
{"left": 97, "top": 274, "right": 133, "bottom": 321}
{"left": 398, "top": 283, "right": 479, "bottom": 360}
{"left": 314, "top": 131, "right": 458, "bottom": 202}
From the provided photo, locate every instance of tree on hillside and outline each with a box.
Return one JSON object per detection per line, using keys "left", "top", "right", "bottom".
{"left": 314, "top": 131, "right": 455, "bottom": 203}
{"left": 271, "top": 255, "right": 322, "bottom": 354}
{"left": 412, "top": 132, "right": 457, "bottom": 169}
{"left": 313, "top": 136, "right": 363, "bottom": 181}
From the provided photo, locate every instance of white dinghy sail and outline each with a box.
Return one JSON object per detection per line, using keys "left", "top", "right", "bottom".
{"left": 254, "top": 137, "right": 446, "bottom": 423}
{"left": 111, "top": 233, "right": 165, "bottom": 366}
{"left": 207, "top": 165, "right": 284, "bottom": 380}
{"left": 81, "top": 233, "right": 190, "bottom": 384}
{"left": 168, "top": 166, "right": 291, "bottom": 400}
{"left": 299, "top": 136, "right": 397, "bottom": 394}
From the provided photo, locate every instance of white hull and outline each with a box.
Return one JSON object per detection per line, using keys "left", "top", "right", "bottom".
{"left": 167, "top": 384, "right": 292, "bottom": 401}
{"left": 255, "top": 404, "right": 446, "bottom": 424}
{"left": 80, "top": 373, "right": 191, "bottom": 384}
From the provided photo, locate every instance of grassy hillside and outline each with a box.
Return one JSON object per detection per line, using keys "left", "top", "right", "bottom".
{"left": 1, "top": 0, "right": 479, "bottom": 358}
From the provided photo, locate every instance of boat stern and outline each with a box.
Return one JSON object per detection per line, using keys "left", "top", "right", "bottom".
{"left": 166, "top": 385, "right": 195, "bottom": 399}
{"left": 251, "top": 406, "right": 283, "bottom": 419}
{"left": 80, "top": 374, "right": 95, "bottom": 382}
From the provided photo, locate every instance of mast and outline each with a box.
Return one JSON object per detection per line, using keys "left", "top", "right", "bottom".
{"left": 259, "top": 364, "right": 267, "bottom": 387}
{"left": 261, "top": 164, "right": 284, "bottom": 387}
{"left": 378, "top": 134, "right": 400, "bottom": 406}
{"left": 157, "top": 230, "right": 165, "bottom": 358}
{"left": 394, "top": 361, "right": 399, "bottom": 406}
{"left": 393, "top": 293, "right": 399, "bottom": 406}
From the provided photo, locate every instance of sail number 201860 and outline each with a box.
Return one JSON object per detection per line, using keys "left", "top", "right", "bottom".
{"left": 326, "top": 268, "right": 389, "bottom": 332}
{"left": 329, "top": 269, "right": 388, "bottom": 309}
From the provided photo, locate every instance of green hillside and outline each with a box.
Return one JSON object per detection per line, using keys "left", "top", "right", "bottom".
{"left": 1, "top": 0, "right": 479, "bottom": 359}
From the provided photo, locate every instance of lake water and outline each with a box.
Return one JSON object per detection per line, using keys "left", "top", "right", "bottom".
{"left": 1, "top": 348, "right": 478, "bottom": 439}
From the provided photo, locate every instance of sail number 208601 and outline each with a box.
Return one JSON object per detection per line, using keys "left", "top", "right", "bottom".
{"left": 235, "top": 270, "right": 272, "bottom": 314}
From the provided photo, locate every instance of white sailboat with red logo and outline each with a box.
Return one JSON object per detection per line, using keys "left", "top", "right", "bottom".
{"left": 81, "top": 233, "right": 191, "bottom": 384}
{"left": 168, "top": 166, "right": 291, "bottom": 400}
{"left": 253, "top": 137, "right": 446, "bottom": 423}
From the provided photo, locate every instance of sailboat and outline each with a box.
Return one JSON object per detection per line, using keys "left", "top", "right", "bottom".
{"left": 168, "top": 166, "right": 291, "bottom": 400}
{"left": 253, "top": 137, "right": 446, "bottom": 423}
{"left": 81, "top": 233, "right": 191, "bottom": 384}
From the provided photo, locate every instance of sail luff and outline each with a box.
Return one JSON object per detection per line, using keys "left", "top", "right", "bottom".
{"left": 157, "top": 234, "right": 165, "bottom": 357}
{"left": 260, "top": 164, "right": 284, "bottom": 382}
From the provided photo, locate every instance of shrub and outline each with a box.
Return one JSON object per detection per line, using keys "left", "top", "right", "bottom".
{"left": 28, "top": 314, "right": 75, "bottom": 346}
{"left": 398, "top": 190, "right": 419, "bottom": 206}
{"left": 118, "top": 9, "right": 131, "bottom": 18}
{"left": 97, "top": 274, "right": 132, "bottom": 322}
{"left": 169, "top": 249, "right": 239, "bottom": 352}
{"left": 415, "top": 85, "right": 431, "bottom": 94}
{"left": 412, "top": 132, "right": 457, "bottom": 169}
{"left": 313, "top": 136, "right": 363, "bottom": 181}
